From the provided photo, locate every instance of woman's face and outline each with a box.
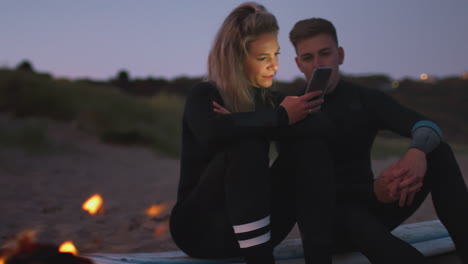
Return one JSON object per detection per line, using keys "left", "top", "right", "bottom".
{"left": 243, "top": 33, "right": 280, "bottom": 88}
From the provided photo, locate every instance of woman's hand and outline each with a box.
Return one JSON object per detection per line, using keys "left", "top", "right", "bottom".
{"left": 213, "top": 101, "right": 231, "bottom": 114}
{"left": 280, "top": 91, "right": 323, "bottom": 125}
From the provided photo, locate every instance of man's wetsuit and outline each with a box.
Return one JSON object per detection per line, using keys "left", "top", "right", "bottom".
{"left": 319, "top": 80, "right": 468, "bottom": 263}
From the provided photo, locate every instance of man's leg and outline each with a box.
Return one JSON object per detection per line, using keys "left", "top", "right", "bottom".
{"left": 338, "top": 203, "right": 427, "bottom": 264}
{"left": 425, "top": 142, "right": 468, "bottom": 263}
{"left": 273, "top": 139, "right": 335, "bottom": 264}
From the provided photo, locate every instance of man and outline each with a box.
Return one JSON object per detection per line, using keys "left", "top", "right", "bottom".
{"left": 289, "top": 18, "right": 468, "bottom": 263}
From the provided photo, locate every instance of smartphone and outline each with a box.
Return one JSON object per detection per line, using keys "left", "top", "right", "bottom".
{"left": 304, "top": 67, "right": 332, "bottom": 96}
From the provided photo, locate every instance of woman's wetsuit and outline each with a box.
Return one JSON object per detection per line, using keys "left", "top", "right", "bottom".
{"left": 170, "top": 81, "right": 335, "bottom": 264}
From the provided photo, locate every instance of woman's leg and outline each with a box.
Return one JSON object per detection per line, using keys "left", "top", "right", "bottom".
{"left": 170, "top": 138, "right": 275, "bottom": 263}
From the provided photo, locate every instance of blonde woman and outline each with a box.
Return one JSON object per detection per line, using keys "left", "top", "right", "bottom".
{"left": 170, "top": 3, "right": 334, "bottom": 264}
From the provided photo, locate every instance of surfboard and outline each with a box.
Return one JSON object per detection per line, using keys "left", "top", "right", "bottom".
{"left": 87, "top": 220, "right": 454, "bottom": 264}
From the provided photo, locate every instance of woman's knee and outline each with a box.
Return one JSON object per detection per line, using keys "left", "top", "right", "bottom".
{"left": 221, "top": 138, "right": 271, "bottom": 172}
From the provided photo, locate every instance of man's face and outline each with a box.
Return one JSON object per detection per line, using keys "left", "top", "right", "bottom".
{"left": 294, "top": 33, "right": 344, "bottom": 94}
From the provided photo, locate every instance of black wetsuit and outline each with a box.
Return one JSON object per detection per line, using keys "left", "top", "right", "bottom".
{"left": 319, "top": 80, "right": 468, "bottom": 264}
{"left": 170, "top": 81, "right": 335, "bottom": 264}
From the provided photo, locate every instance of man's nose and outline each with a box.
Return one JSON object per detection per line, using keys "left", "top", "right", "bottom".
{"left": 313, "top": 58, "right": 324, "bottom": 68}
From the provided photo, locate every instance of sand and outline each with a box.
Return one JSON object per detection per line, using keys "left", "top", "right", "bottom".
{"left": 1, "top": 118, "right": 467, "bottom": 256}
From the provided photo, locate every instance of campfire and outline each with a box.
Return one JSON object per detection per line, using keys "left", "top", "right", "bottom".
{"left": 82, "top": 194, "right": 104, "bottom": 215}
{"left": 145, "top": 203, "right": 170, "bottom": 238}
{"left": 1, "top": 194, "right": 172, "bottom": 263}
{"left": 0, "top": 231, "right": 93, "bottom": 264}
{"left": 0, "top": 194, "right": 104, "bottom": 263}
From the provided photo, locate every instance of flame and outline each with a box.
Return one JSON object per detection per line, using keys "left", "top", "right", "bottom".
{"left": 82, "top": 194, "right": 103, "bottom": 215}
{"left": 0, "top": 257, "right": 5, "bottom": 264}
{"left": 153, "top": 222, "right": 169, "bottom": 238}
{"left": 145, "top": 203, "right": 168, "bottom": 218}
{"left": 58, "top": 241, "right": 78, "bottom": 256}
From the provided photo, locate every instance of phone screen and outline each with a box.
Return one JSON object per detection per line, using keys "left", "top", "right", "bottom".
{"left": 304, "top": 67, "right": 332, "bottom": 95}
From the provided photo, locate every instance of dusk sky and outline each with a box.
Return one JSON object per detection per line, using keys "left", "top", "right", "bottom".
{"left": 1, "top": 0, "right": 467, "bottom": 82}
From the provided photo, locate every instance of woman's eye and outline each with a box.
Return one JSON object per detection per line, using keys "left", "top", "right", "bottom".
{"left": 258, "top": 57, "right": 267, "bottom": 61}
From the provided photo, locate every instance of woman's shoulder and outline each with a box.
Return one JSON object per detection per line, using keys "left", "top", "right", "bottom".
{"left": 189, "top": 81, "right": 219, "bottom": 96}
{"left": 186, "top": 81, "right": 223, "bottom": 104}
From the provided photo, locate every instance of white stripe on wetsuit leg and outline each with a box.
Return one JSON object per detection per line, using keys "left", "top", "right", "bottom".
{"left": 232, "top": 216, "right": 270, "bottom": 234}
{"left": 237, "top": 232, "right": 271, "bottom": 248}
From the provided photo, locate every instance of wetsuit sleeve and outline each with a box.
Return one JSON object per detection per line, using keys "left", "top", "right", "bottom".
{"left": 184, "top": 82, "right": 289, "bottom": 147}
{"left": 364, "top": 88, "right": 427, "bottom": 137}
{"left": 362, "top": 88, "right": 444, "bottom": 201}
{"left": 409, "top": 124, "right": 442, "bottom": 154}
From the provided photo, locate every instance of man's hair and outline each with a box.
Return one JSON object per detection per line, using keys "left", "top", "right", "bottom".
{"left": 207, "top": 2, "right": 279, "bottom": 112}
{"left": 289, "top": 18, "right": 338, "bottom": 49}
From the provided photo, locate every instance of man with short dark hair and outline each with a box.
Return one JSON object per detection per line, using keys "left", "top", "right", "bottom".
{"left": 289, "top": 17, "right": 468, "bottom": 263}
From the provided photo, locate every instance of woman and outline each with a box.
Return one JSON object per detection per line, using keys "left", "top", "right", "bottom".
{"left": 169, "top": 3, "right": 335, "bottom": 264}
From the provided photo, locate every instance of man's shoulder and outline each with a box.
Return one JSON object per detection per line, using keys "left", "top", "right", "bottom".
{"left": 340, "top": 80, "right": 387, "bottom": 98}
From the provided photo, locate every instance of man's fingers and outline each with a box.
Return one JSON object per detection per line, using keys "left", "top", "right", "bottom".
{"left": 389, "top": 181, "right": 400, "bottom": 199}
{"left": 406, "top": 192, "right": 416, "bottom": 206}
{"left": 392, "top": 167, "right": 410, "bottom": 178}
{"left": 399, "top": 187, "right": 409, "bottom": 207}
{"left": 399, "top": 175, "right": 417, "bottom": 188}
{"left": 408, "top": 181, "right": 423, "bottom": 193}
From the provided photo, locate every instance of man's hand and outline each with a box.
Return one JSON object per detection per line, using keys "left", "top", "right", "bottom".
{"left": 374, "top": 163, "right": 407, "bottom": 203}
{"left": 280, "top": 91, "right": 323, "bottom": 125}
{"left": 396, "top": 148, "right": 427, "bottom": 207}
{"left": 375, "top": 148, "right": 427, "bottom": 206}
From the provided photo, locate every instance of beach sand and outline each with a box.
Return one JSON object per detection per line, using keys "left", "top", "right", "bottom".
{"left": 1, "top": 118, "right": 467, "bottom": 260}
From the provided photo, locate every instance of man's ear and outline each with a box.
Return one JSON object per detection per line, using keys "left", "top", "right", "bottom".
{"left": 338, "top": 47, "right": 345, "bottom": 65}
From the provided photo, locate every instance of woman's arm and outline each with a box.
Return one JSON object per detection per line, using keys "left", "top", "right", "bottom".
{"left": 184, "top": 82, "right": 288, "bottom": 147}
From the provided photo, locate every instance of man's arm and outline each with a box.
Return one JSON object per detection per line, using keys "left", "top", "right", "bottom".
{"left": 375, "top": 121, "right": 443, "bottom": 206}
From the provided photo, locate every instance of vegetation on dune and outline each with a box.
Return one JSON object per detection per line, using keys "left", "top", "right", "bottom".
{"left": 0, "top": 65, "right": 185, "bottom": 156}
{"left": 1, "top": 60, "right": 467, "bottom": 158}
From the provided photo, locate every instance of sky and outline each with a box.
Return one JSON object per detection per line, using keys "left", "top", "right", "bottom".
{"left": 1, "top": 0, "right": 467, "bottom": 82}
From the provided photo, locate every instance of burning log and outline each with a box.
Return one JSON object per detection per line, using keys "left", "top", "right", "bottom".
{"left": 0, "top": 233, "right": 94, "bottom": 264}
{"left": 82, "top": 194, "right": 104, "bottom": 215}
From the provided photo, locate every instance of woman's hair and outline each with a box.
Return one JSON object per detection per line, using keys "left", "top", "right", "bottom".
{"left": 207, "top": 2, "right": 279, "bottom": 112}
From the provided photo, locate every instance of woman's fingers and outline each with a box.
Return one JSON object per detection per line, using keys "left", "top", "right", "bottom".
{"left": 213, "top": 101, "right": 231, "bottom": 114}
